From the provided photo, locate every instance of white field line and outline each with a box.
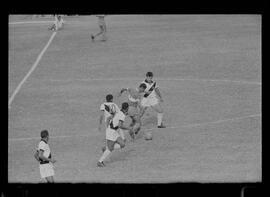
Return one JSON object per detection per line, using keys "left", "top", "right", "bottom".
{"left": 49, "top": 77, "right": 261, "bottom": 85}
{"left": 9, "top": 20, "right": 84, "bottom": 25}
{"left": 8, "top": 31, "right": 57, "bottom": 107}
{"left": 9, "top": 113, "right": 261, "bottom": 142}
{"left": 9, "top": 21, "right": 54, "bottom": 25}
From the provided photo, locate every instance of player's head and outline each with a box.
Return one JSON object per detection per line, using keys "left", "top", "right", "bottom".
{"left": 106, "top": 94, "right": 113, "bottom": 102}
{"left": 146, "top": 71, "right": 153, "bottom": 82}
{"left": 41, "top": 130, "right": 49, "bottom": 141}
{"left": 121, "top": 102, "right": 129, "bottom": 114}
{"left": 138, "top": 83, "right": 147, "bottom": 92}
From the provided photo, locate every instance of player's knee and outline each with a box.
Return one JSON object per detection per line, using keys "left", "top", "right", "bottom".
{"left": 107, "top": 141, "right": 114, "bottom": 151}
{"left": 158, "top": 108, "right": 163, "bottom": 113}
{"left": 46, "top": 176, "right": 54, "bottom": 183}
{"left": 116, "top": 138, "right": 125, "bottom": 148}
{"left": 120, "top": 143, "right": 125, "bottom": 148}
{"left": 154, "top": 105, "right": 163, "bottom": 113}
{"left": 108, "top": 145, "right": 114, "bottom": 152}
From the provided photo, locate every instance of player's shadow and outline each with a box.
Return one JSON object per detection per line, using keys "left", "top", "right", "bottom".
{"left": 141, "top": 115, "right": 157, "bottom": 127}
{"left": 109, "top": 148, "right": 136, "bottom": 163}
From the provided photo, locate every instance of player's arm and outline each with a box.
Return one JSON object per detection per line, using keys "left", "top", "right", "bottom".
{"left": 38, "top": 150, "right": 56, "bottom": 163}
{"left": 118, "top": 120, "right": 132, "bottom": 131}
{"left": 105, "top": 115, "right": 113, "bottom": 128}
{"left": 118, "top": 88, "right": 129, "bottom": 97}
{"left": 155, "top": 87, "right": 164, "bottom": 102}
{"left": 98, "top": 111, "right": 104, "bottom": 131}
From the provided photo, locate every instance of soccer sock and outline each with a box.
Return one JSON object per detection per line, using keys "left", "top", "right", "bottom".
{"left": 157, "top": 113, "right": 163, "bottom": 126}
{"left": 114, "top": 143, "right": 121, "bottom": 150}
{"left": 98, "top": 149, "right": 111, "bottom": 162}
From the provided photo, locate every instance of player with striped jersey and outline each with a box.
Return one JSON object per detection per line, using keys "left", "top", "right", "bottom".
{"left": 99, "top": 94, "right": 120, "bottom": 131}
{"left": 34, "top": 130, "right": 56, "bottom": 183}
{"left": 97, "top": 102, "right": 133, "bottom": 167}
{"left": 140, "top": 72, "right": 166, "bottom": 128}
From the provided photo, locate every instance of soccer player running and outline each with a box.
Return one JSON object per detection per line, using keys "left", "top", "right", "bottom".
{"left": 140, "top": 71, "right": 166, "bottom": 128}
{"left": 97, "top": 102, "right": 133, "bottom": 167}
{"left": 99, "top": 94, "right": 128, "bottom": 147}
{"left": 48, "top": 15, "right": 64, "bottom": 31}
{"left": 91, "top": 15, "right": 107, "bottom": 42}
{"left": 118, "top": 83, "right": 147, "bottom": 139}
{"left": 34, "top": 130, "right": 56, "bottom": 183}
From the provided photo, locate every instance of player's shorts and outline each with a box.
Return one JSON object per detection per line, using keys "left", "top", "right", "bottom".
{"left": 39, "top": 163, "right": 54, "bottom": 179}
{"left": 98, "top": 19, "right": 106, "bottom": 27}
{"left": 141, "top": 96, "right": 159, "bottom": 107}
{"left": 106, "top": 127, "right": 121, "bottom": 141}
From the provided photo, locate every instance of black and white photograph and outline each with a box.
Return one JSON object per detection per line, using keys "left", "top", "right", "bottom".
{"left": 8, "top": 14, "right": 261, "bottom": 186}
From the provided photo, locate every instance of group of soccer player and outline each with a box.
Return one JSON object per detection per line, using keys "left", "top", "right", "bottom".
{"left": 97, "top": 71, "right": 165, "bottom": 167}
{"left": 35, "top": 16, "right": 163, "bottom": 181}
{"left": 48, "top": 14, "right": 107, "bottom": 42}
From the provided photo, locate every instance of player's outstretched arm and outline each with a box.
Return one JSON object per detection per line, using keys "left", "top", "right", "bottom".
{"left": 98, "top": 111, "right": 104, "bottom": 132}
{"left": 118, "top": 88, "right": 128, "bottom": 97}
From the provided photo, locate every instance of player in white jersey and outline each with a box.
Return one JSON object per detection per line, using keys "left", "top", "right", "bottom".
{"left": 140, "top": 72, "right": 166, "bottom": 128}
{"left": 91, "top": 15, "right": 107, "bottom": 41}
{"left": 99, "top": 94, "right": 125, "bottom": 152}
{"left": 118, "top": 83, "right": 147, "bottom": 139}
{"left": 34, "top": 130, "right": 56, "bottom": 183}
{"left": 97, "top": 102, "right": 133, "bottom": 167}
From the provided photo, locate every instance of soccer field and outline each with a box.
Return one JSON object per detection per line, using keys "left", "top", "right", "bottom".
{"left": 8, "top": 15, "right": 261, "bottom": 183}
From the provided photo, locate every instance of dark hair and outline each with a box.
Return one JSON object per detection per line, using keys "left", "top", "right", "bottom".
{"left": 146, "top": 72, "right": 153, "bottom": 77}
{"left": 121, "top": 102, "right": 129, "bottom": 110}
{"left": 106, "top": 94, "right": 113, "bottom": 102}
{"left": 41, "top": 130, "right": 49, "bottom": 138}
{"left": 139, "top": 83, "right": 147, "bottom": 89}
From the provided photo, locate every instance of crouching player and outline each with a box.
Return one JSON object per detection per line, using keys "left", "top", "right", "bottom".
{"left": 97, "top": 102, "right": 133, "bottom": 167}
{"left": 118, "top": 83, "right": 147, "bottom": 139}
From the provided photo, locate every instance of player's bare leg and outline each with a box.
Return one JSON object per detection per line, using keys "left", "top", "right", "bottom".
{"left": 98, "top": 138, "right": 125, "bottom": 167}
{"left": 45, "top": 176, "right": 54, "bottom": 183}
{"left": 118, "top": 129, "right": 126, "bottom": 143}
{"left": 91, "top": 25, "right": 106, "bottom": 41}
{"left": 101, "top": 24, "right": 107, "bottom": 41}
{"left": 98, "top": 139, "right": 112, "bottom": 167}
{"left": 115, "top": 137, "right": 125, "bottom": 149}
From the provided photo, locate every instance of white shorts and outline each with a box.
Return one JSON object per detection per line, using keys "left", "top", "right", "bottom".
{"left": 106, "top": 128, "right": 120, "bottom": 141}
{"left": 98, "top": 19, "right": 106, "bottom": 27}
{"left": 141, "top": 96, "right": 159, "bottom": 107}
{"left": 39, "top": 163, "right": 54, "bottom": 179}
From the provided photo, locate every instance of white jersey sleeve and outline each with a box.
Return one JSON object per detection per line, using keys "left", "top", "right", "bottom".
{"left": 118, "top": 111, "right": 126, "bottom": 122}
{"left": 100, "top": 103, "right": 105, "bottom": 111}
{"left": 38, "top": 141, "right": 46, "bottom": 151}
